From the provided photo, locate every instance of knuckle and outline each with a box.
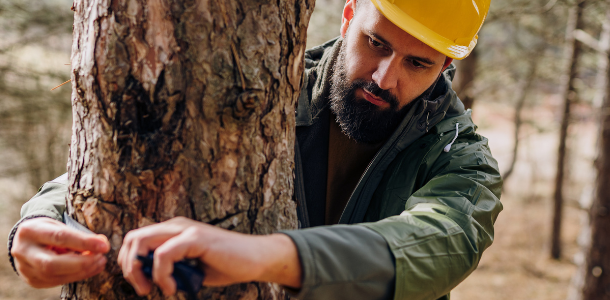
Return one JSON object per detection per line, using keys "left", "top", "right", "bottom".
{"left": 122, "top": 267, "right": 132, "bottom": 280}
{"left": 38, "top": 257, "right": 54, "bottom": 275}
{"left": 15, "top": 225, "right": 33, "bottom": 240}
{"left": 185, "top": 226, "right": 202, "bottom": 236}
{"left": 123, "top": 231, "right": 138, "bottom": 245}
{"left": 77, "top": 258, "right": 92, "bottom": 270}
{"left": 50, "top": 229, "right": 67, "bottom": 246}
{"left": 11, "top": 245, "right": 26, "bottom": 260}
{"left": 153, "top": 249, "right": 170, "bottom": 263}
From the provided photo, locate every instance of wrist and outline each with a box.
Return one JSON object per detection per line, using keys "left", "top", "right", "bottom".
{"left": 255, "top": 233, "right": 302, "bottom": 288}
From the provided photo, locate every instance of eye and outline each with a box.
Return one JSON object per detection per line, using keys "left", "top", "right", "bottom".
{"left": 409, "top": 59, "right": 428, "bottom": 70}
{"left": 368, "top": 37, "right": 388, "bottom": 52}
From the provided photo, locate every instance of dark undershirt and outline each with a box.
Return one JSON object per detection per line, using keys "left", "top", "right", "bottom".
{"left": 325, "top": 115, "right": 382, "bottom": 225}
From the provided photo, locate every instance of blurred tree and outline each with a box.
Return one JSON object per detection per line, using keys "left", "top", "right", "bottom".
{"left": 0, "top": 0, "right": 74, "bottom": 189}
{"left": 62, "top": 0, "right": 312, "bottom": 299}
{"left": 502, "top": 46, "right": 542, "bottom": 181}
{"left": 567, "top": 4, "right": 610, "bottom": 299}
{"left": 581, "top": 34, "right": 610, "bottom": 298}
{"left": 552, "top": 0, "right": 587, "bottom": 260}
{"left": 453, "top": 46, "right": 479, "bottom": 110}
{"left": 306, "top": 0, "right": 343, "bottom": 49}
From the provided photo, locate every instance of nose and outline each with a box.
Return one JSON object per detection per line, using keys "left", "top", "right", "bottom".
{"left": 371, "top": 56, "right": 400, "bottom": 91}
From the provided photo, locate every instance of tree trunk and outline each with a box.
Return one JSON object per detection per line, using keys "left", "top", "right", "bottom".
{"left": 551, "top": 0, "right": 585, "bottom": 260}
{"left": 502, "top": 54, "right": 539, "bottom": 182}
{"left": 62, "top": 0, "right": 313, "bottom": 299}
{"left": 581, "top": 57, "right": 610, "bottom": 300}
{"left": 453, "top": 45, "right": 478, "bottom": 110}
{"left": 579, "top": 7, "right": 610, "bottom": 299}
{"left": 566, "top": 6, "right": 610, "bottom": 300}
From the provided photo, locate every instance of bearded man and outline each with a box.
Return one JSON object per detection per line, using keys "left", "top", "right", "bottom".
{"left": 8, "top": 0, "right": 502, "bottom": 299}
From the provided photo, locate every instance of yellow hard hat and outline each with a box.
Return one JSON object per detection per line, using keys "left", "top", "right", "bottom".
{"left": 370, "top": 0, "right": 490, "bottom": 59}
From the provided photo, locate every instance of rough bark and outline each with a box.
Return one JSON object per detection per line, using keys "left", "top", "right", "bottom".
{"left": 551, "top": 0, "right": 585, "bottom": 260}
{"left": 62, "top": 0, "right": 313, "bottom": 299}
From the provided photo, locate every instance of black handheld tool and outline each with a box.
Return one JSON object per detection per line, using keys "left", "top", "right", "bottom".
{"left": 63, "top": 213, "right": 204, "bottom": 298}
{"left": 137, "top": 251, "right": 205, "bottom": 299}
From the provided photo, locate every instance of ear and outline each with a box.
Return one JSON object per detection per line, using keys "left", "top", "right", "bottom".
{"left": 340, "top": 0, "right": 357, "bottom": 38}
{"left": 442, "top": 58, "right": 453, "bottom": 72}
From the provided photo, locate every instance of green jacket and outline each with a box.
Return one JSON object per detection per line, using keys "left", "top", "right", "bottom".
{"left": 282, "top": 38, "right": 503, "bottom": 300}
{"left": 8, "top": 38, "right": 502, "bottom": 300}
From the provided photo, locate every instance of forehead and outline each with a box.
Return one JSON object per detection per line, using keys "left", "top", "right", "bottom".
{"left": 352, "top": 1, "right": 444, "bottom": 59}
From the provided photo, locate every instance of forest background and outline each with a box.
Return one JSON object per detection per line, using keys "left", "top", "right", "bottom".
{"left": 0, "top": 0, "right": 604, "bottom": 299}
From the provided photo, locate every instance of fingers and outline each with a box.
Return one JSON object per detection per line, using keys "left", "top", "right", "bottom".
{"left": 12, "top": 245, "right": 107, "bottom": 288}
{"left": 123, "top": 257, "right": 152, "bottom": 296}
{"left": 152, "top": 230, "right": 202, "bottom": 296}
{"left": 16, "top": 256, "right": 106, "bottom": 288}
{"left": 11, "top": 218, "right": 110, "bottom": 288}
{"left": 119, "top": 218, "right": 192, "bottom": 296}
{"left": 18, "top": 218, "right": 109, "bottom": 254}
{"left": 119, "top": 231, "right": 154, "bottom": 296}
{"left": 35, "top": 248, "right": 107, "bottom": 276}
{"left": 118, "top": 218, "right": 190, "bottom": 269}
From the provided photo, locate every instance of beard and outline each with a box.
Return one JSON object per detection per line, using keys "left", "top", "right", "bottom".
{"left": 329, "top": 43, "right": 417, "bottom": 144}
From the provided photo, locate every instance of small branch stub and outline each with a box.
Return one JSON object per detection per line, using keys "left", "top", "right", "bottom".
{"left": 51, "top": 79, "right": 72, "bottom": 91}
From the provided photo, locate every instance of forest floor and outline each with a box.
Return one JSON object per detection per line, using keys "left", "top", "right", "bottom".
{"left": 0, "top": 98, "right": 596, "bottom": 299}
{"left": 452, "top": 97, "right": 595, "bottom": 300}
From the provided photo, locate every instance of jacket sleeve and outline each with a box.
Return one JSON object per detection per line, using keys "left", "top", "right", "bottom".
{"left": 363, "top": 133, "right": 503, "bottom": 300}
{"left": 282, "top": 225, "right": 396, "bottom": 300}
{"left": 7, "top": 173, "right": 69, "bottom": 273}
{"left": 283, "top": 132, "right": 502, "bottom": 300}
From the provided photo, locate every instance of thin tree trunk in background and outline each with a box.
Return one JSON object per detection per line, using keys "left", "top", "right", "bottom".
{"left": 62, "top": 0, "right": 313, "bottom": 299}
{"left": 552, "top": 0, "right": 585, "bottom": 260}
{"left": 580, "top": 5, "right": 610, "bottom": 298}
{"left": 454, "top": 45, "right": 479, "bottom": 110}
{"left": 502, "top": 58, "right": 538, "bottom": 182}
{"left": 566, "top": 7, "right": 610, "bottom": 300}
{"left": 581, "top": 57, "right": 610, "bottom": 300}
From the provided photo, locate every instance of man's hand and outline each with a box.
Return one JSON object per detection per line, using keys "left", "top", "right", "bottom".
{"left": 11, "top": 217, "right": 110, "bottom": 288}
{"left": 118, "top": 217, "right": 301, "bottom": 296}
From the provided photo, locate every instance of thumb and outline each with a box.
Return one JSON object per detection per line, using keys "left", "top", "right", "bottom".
{"left": 92, "top": 234, "right": 111, "bottom": 254}
{"left": 32, "top": 222, "right": 110, "bottom": 254}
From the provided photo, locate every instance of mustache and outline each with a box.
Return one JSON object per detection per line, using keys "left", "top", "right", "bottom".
{"left": 352, "top": 80, "right": 399, "bottom": 109}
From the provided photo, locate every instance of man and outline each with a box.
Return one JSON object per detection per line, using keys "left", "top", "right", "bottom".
{"left": 8, "top": 0, "right": 502, "bottom": 299}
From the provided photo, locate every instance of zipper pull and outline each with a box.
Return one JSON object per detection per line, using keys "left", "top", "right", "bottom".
{"left": 443, "top": 123, "right": 459, "bottom": 152}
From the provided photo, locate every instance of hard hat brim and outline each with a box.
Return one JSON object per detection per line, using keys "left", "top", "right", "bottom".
{"left": 370, "top": 0, "right": 478, "bottom": 60}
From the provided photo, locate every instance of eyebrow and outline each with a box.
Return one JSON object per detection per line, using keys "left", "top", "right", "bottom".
{"left": 368, "top": 31, "right": 437, "bottom": 66}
